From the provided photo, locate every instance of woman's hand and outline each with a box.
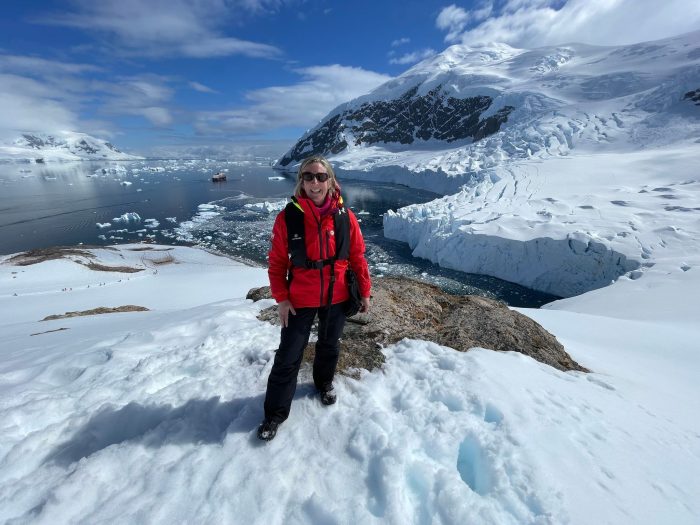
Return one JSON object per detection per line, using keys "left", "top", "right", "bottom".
{"left": 359, "top": 296, "right": 370, "bottom": 313}
{"left": 277, "top": 299, "right": 296, "bottom": 327}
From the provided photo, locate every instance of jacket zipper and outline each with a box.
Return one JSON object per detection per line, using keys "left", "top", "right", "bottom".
{"left": 325, "top": 227, "right": 332, "bottom": 306}
{"left": 316, "top": 214, "right": 324, "bottom": 307}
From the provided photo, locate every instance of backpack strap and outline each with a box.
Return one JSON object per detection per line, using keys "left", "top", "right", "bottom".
{"left": 333, "top": 206, "right": 350, "bottom": 260}
{"left": 285, "top": 198, "right": 308, "bottom": 268}
{"left": 285, "top": 195, "right": 351, "bottom": 268}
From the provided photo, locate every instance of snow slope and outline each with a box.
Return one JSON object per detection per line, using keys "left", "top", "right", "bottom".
{"left": 0, "top": 245, "right": 698, "bottom": 524}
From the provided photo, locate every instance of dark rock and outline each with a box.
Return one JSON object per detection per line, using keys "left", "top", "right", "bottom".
{"left": 78, "top": 139, "right": 98, "bottom": 154}
{"left": 278, "top": 86, "right": 514, "bottom": 167}
{"left": 246, "top": 286, "right": 271, "bottom": 302}
{"left": 683, "top": 89, "right": 700, "bottom": 105}
{"left": 249, "top": 277, "right": 588, "bottom": 377}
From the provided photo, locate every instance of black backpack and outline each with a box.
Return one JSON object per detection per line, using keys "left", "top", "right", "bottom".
{"left": 284, "top": 196, "right": 362, "bottom": 317}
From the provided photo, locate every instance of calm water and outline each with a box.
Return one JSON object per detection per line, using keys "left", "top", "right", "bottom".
{"left": 0, "top": 160, "right": 558, "bottom": 307}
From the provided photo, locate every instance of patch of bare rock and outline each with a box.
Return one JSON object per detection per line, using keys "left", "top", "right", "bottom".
{"left": 4, "top": 245, "right": 173, "bottom": 272}
{"left": 42, "top": 305, "right": 149, "bottom": 321}
{"left": 248, "top": 276, "right": 588, "bottom": 377}
{"left": 5, "top": 246, "right": 109, "bottom": 266}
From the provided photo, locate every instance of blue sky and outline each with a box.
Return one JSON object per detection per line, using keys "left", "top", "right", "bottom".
{"left": 1, "top": 0, "right": 698, "bottom": 155}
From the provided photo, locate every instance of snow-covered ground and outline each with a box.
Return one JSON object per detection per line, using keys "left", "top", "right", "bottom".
{"left": 1, "top": 244, "right": 698, "bottom": 524}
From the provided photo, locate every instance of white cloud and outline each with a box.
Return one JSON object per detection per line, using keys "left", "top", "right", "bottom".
{"left": 0, "top": 75, "right": 79, "bottom": 140}
{"left": 194, "top": 65, "right": 392, "bottom": 135}
{"left": 38, "top": 0, "right": 283, "bottom": 59}
{"left": 180, "top": 38, "right": 281, "bottom": 59}
{"left": 189, "top": 81, "right": 218, "bottom": 94}
{"left": 140, "top": 107, "right": 174, "bottom": 127}
{"left": 437, "top": 0, "right": 700, "bottom": 48}
{"left": 391, "top": 37, "right": 411, "bottom": 47}
{"left": 99, "top": 76, "right": 175, "bottom": 126}
{"left": 0, "top": 55, "right": 102, "bottom": 75}
{"left": 0, "top": 56, "right": 103, "bottom": 140}
{"left": 436, "top": 4, "right": 472, "bottom": 42}
{"left": 389, "top": 49, "right": 437, "bottom": 65}
{"left": 0, "top": 51, "right": 181, "bottom": 140}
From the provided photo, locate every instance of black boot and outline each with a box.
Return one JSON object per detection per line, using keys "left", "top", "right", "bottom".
{"left": 320, "top": 387, "right": 337, "bottom": 406}
{"left": 257, "top": 419, "right": 279, "bottom": 441}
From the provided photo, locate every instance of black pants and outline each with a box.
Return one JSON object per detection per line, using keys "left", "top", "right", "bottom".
{"left": 263, "top": 302, "right": 347, "bottom": 423}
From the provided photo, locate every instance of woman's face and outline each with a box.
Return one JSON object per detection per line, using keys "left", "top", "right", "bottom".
{"left": 301, "top": 162, "right": 331, "bottom": 206}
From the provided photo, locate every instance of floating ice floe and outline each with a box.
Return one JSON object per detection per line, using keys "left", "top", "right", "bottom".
{"left": 244, "top": 199, "right": 287, "bottom": 213}
{"left": 173, "top": 204, "right": 225, "bottom": 242}
{"left": 112, "top": 212, "right": 141, "bottom": 223}
{"left": 106, "top": 165, "right": 128, "bottom": 174}
{"left": 268, "top": 176, "right": 285, "bottom": 181}
{"left": 120, "top": 181, "right": 132, "bottom": 187}
{"left": 144, "top": 219, "right": 160, "bottom": 229}
{"left": 165, "top": 217, "right": 177, "bottom": 224}
{"left": 96, "top": 223, "right": 111, "bottom": 229}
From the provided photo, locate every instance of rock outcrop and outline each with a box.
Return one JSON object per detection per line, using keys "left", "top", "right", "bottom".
{"left": 248, "top": 276, "right": 587, "bottom": 376}
{"left": 684, "top": 88, "right": 700, "bottom": 105}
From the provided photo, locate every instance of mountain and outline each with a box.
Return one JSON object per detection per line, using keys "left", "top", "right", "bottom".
{"left": 277, "top": 31, "right": 699, "bottom": 301}
{"left": 0, "top": 131, "right": 143, "bottom": 161}
{"left": 277, "top": 31, "right": 700, "bottom": 190}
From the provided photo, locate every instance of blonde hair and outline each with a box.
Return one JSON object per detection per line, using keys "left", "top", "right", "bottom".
{"left": 294, "top": 155, "right": 338, "bottom": 198}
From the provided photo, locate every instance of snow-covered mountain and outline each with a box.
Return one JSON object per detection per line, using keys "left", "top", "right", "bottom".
{"left": 0, "top": 131, "right": 143, "bottom": 161}
{"left": 277, "top": 31, "right": 700, "bottom": 184}
{"left": 277, "top": 31, "right": 700, "bottom": 300}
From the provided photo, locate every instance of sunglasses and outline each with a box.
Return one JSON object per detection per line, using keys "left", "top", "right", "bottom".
{"left": 301, "top": 171, "right": 330, "bottom": 182}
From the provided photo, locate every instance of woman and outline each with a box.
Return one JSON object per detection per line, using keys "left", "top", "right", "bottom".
{"left": 258, "top": 155, "right": 371, "bottom": 441}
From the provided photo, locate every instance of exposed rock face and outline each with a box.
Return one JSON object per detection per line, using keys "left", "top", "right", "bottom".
{"left": 684, "top": 89, "right": 700, "bottom": 105}
{"left": 278, "top": 86, "right": 514, "bottom": 167}
{"left": 248, "top": 276, "right": 587, "bottom": 376}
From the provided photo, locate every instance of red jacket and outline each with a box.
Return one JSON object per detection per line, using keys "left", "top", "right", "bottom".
{"left": 268, "top": 193, "right": 371, "bottom": 308}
